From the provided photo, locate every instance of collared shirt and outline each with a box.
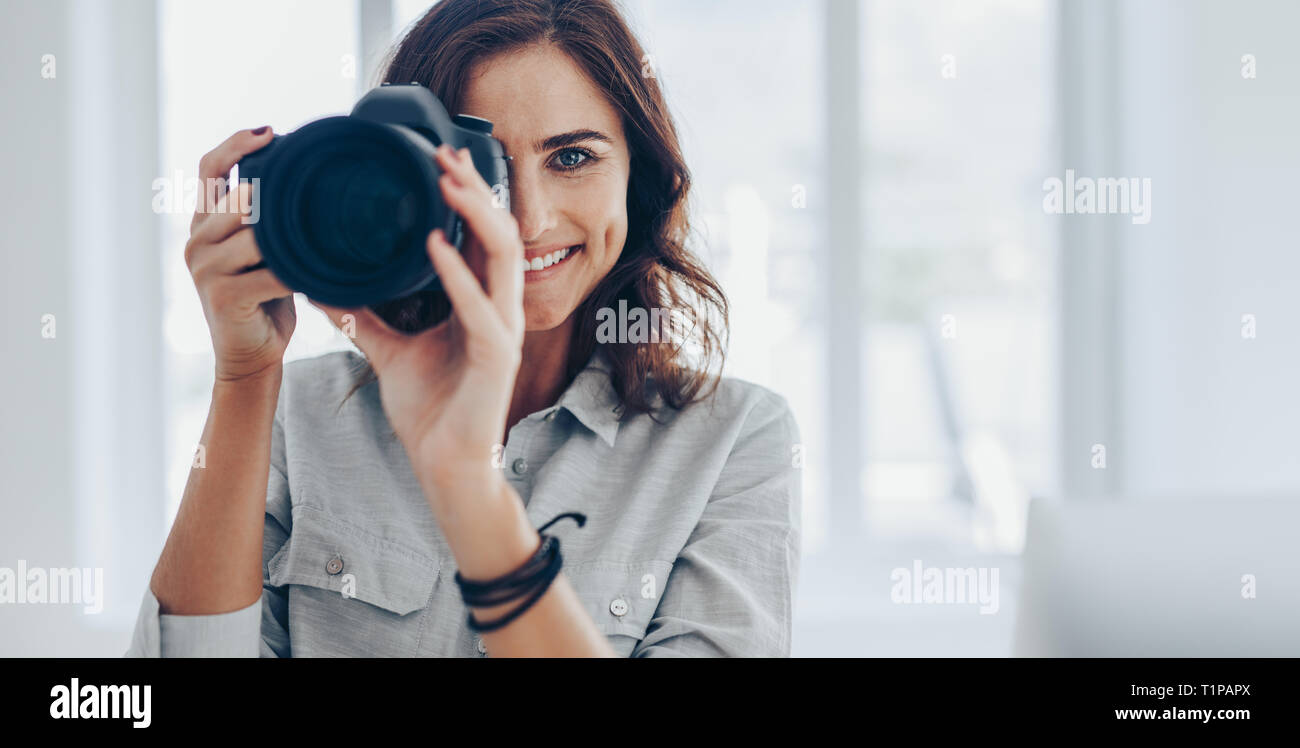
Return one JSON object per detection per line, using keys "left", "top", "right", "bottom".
{"left": 125, "top": 346, "right": 802, "bottom": 657}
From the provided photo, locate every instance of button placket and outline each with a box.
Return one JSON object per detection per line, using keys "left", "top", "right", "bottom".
{"left": 504, "top": 421, "right": 540, "bottom": 484}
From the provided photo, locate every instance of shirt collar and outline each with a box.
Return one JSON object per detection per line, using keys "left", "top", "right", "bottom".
{"left": 556, "top": 346, "right": 623, "bottom": 448}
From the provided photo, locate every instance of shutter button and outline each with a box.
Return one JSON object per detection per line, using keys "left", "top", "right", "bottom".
{"left": 326, "top": 555, "right": 344, "bottom": 575}
{"left": 609, "top": 598, "right": 629, "bottom": 617}
{"left": 511, "top": 458, "right": 528, "bottom": 475}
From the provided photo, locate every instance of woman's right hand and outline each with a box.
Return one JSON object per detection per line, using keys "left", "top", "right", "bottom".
{"left": 185, "top": 127, "right": 297, "bottom": 384}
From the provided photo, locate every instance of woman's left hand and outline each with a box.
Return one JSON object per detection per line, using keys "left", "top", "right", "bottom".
{"left": 310, "top": 144, "right": 525, "bottom": 509}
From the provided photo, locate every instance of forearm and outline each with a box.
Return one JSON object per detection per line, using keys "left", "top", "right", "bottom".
{"left": 150, "top": 367, "right": 281, "bottom": 615}
{"left": 422, "top": 474, "right": 616, "bottom": 657}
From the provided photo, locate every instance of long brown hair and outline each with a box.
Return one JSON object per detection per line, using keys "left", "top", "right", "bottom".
{"left": 348, "top": 0, "right": 727, "bottom": 419}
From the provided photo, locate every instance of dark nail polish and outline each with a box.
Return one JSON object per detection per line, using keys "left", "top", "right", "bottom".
{"left": 252, "top": 126, "right": 269, "bottom": 135}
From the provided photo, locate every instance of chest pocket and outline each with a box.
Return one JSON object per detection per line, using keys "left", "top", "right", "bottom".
{"left": 267, "top": 505, "right": 440, "bottom": 657}
{"left": 564, "top": 560, "right": 674, "bottom": 657}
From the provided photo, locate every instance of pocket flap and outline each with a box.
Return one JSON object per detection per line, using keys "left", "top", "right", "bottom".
{"left": 268, "top": 506, "right": 439, "bottom": 616}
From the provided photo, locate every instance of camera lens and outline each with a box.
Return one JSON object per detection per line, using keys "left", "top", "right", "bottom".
{"left": 299, "top": 153, "right": 414, "bottom": 268}
{"left": 251, "top": 117, "right": 451, "bottom": 307}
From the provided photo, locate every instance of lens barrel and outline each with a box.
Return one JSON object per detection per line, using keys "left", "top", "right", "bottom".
{"left": 246, "top": 117, "right": 458, "bottom": 307}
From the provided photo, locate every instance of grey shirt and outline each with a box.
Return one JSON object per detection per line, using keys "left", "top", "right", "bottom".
{"left": 125, "top": 346, "right": 802, "bottom": 657}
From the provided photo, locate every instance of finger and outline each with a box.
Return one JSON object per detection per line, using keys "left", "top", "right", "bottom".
{"left": 307, "top": 299, "right": 405, "bottom": 370}
{"left": 227, "top": 267, "right": 294, "bottom": 306}
{"left": 435, "top": 144, "right": 495, "bottom": 198}
{"left": 207, "top": 267, "right": 293, "bottom": 320}
{"left": 190, "top": 226, "right": 263, "bottom": 279}
{"left": 193, "top": 126, "right": 272, "bottom": 228}
{"left": 427, "top": 228, "right": 502, "bottom": 344}
{"left": 435, "top": 159, "right": 523, "bottom": 324}
{"left": 191, "top": 183, "right": 258, "bottom": 247}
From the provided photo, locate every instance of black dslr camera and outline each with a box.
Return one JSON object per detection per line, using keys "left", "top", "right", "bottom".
{"left": 238, "top": 82, "right": 510, "bottom": 307}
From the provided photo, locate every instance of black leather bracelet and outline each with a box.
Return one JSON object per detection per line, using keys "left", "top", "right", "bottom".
{"left": 454, "top": 536, "right": 555, "bottom": 604}
{"left": 465, "top": 543, "right": 564, "bottom": 632}
{"left": 454, "top": 511, "right": 586, "bottom": 632}
{"left": 452, "top": 512, "right": 585, "bottom": 601}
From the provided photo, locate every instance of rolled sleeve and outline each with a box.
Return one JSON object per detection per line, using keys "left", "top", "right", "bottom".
{"left": 125, "top": 585, "right": 263, "bottom": 657}
{"left": 632, "top": 390, "right": 803, "bottom": 657}
{"left": 125, "top": 386, "right": 295, "bottom": 658}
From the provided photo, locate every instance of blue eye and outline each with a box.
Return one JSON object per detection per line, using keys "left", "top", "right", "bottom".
{"left": 552, "top": 147, "right": 595, "bottom": 172}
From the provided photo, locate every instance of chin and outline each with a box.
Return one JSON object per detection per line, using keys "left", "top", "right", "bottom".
{"left": 523, "top": 302, "right": 576, "bottom": 332}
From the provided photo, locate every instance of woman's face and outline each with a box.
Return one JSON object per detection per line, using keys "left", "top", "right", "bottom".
{"left": 458, "top": 42, "right": 631, "bottom": 332}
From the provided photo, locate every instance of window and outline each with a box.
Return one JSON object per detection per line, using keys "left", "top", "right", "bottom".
{"left": 861, "top": 0, "right": 1058, "bottom": 553}
{"left": 158, "top": 0, "right": 362, "bottom": 526}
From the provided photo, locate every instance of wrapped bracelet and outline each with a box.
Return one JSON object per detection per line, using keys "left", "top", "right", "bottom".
{"left": 455, "top": 536, "right": 557, "bottom": 605}
{"left": 464, "top": 542, "right": 563, "bottom": 632}
{"left": 454, "top": 512, "right": 586, "bottom": 633}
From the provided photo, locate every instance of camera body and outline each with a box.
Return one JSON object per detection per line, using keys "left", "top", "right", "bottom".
{"left": 238, "top": 82, "right": 510, "bottom": 307}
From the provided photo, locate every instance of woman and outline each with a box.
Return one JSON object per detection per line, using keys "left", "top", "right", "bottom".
{"left": 127, "top": 0, "right": 801, "bottom": 658}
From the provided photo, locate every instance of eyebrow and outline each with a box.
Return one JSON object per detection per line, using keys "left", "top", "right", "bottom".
{"left": 531, "top": 129, "right": 613, "bottom": 153}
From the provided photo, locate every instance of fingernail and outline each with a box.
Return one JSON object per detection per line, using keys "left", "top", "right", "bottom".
{"left": 252, "top": 126, "right": 269, "bottom": 135}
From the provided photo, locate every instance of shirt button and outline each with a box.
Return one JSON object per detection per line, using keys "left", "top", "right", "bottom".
{"left": 325, "top": 555, "right": 344, "bottom": 575}
{"left": 609, "top": 598, "right": 629, "bottom": 617}
{"left": 544, "top": 410, "right": 557, "bottom": 422}
{"left": 476, "top": 638, "right": 487, "bottom": 655}
{"left": 511, "top": 457, "right": 528, "bottom": 475}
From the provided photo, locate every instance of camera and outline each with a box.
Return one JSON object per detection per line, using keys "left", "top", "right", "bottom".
{"left": 237, "top": 83, "right": 510, "bottom": 307}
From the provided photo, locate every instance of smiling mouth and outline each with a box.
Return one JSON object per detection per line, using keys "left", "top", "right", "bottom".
{"left": 520, "top": 244, "right": 583, "bottom": 278}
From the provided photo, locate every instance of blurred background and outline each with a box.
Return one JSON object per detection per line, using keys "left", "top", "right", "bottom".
{"left": 2, "top": 0, "right": 1298, "bottom": 656}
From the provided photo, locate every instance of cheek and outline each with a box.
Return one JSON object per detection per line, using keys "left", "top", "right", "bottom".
{"left": 572, "top": 178, "right": 628, "bottom": 262}
{"left": 599, "top": 216, "right": 628, "bottom": 275}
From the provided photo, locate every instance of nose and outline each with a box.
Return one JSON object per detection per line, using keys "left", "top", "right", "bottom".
{"left": 508, "top": 168, "right": 557, "bottom": 244}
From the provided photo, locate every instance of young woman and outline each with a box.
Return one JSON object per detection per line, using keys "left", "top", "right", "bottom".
{"left": 127, "top": 0, "right": 801, "bottom": 658}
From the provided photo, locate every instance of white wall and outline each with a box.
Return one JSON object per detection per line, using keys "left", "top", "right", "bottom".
{"left": 0, "top": 0, "right": 162, "bottom": 656}
{"left": 1114, "top": 0, "right": 1300, "bottom": 496}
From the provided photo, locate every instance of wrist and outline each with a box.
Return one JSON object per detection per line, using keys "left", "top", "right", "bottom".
{"left": 211, "top": 365, "right": 282, "bottom": 418}
{"left": 417, "top": 454, "right": 501, "bottom": 509}
{"left": 432, "top": 477, "right": 540, "bottom": 582}
{"left": 213, "top": 362, "right": 283, "bottom": 395}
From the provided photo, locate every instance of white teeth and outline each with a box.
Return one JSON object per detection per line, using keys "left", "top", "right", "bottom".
{"left": 542, "top": 248, "right": 571, "bottom": 267}
{"left": 521, "top": 245, "right": 577, "bottom": 274}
